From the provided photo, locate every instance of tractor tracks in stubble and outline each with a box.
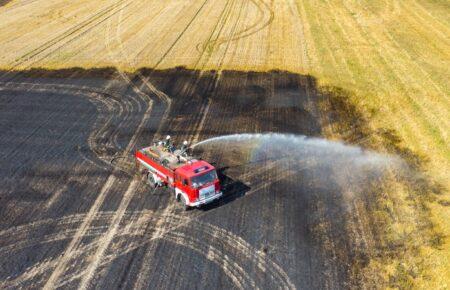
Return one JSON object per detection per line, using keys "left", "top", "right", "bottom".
{"left": 0, "top": 74, "right": 152, "bottom": 289}
{"left": 195, "top": 0, "right": 274, "bottom": 55}
{"left": 0, "top": 210, "right": 295, "bottom": 289}
{"left": 169, "top": 0, "right": 246, "bottom": 144}
{"left": 0, "top": 1, "right": 295, "bottom": 288}
{"left": 123, "top": 4, "right": 229, "bottom": 284}
{"left": 42, "top": 99, "right": 152, "bottom": 289}
{"left": 114, "top": 0, "right": 231, "bottom": 144}
{"left": 108, "top": 1, "right": 224, "bottom": 287}
{"left": 0, "top": 3, "right": 158, "bottom": 287}
{"left": 3, "top": 0, "right": 132, "bottom": 75}
{"left": 108, "top": 2, "right": 294, "bottom": 289}
{"left": 69, "top": 1, "right": 188, "bottom": 288}
{"left": 42, "top": 0, "right": 204, "bottom": 287}
{"left": 0, "top": 81, "right": 137, "bottom": 172}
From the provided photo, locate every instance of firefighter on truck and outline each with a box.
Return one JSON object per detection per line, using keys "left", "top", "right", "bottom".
{"left": 135, "top": 136, "right": 222, "bottom": 210}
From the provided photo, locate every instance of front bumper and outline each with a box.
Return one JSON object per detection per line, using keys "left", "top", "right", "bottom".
{"left": 189, "top": 191, "right": 223, "bottom": 207}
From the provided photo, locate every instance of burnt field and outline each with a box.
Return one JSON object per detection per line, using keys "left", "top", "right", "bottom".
{"left": 0, "top": 67, "right": 432, "bottom": 289}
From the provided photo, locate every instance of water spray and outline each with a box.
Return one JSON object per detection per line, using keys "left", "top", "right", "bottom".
{"left": 193, "top": 133, "right": 403, "bottom": 195}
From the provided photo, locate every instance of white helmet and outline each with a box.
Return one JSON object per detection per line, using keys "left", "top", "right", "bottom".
{"left": 183, "top": 140, "right": 188, "bottom": 145}
{"left": 166, "top": 135, "right": 171, "bottom": 140}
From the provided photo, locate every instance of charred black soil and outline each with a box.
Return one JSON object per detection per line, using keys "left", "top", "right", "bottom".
{"left": 0, "top": 67, "right": 442, "bottom": 289}
{"left": 0, "top": 0, "right": 12, "bottom": 7}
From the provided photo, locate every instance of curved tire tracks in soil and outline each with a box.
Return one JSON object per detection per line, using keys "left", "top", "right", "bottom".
{"left": 106, "top": 2, "right": 293, "bottom": 289}
{"left": 196, "top": 0, "right": 274, "bottom": 54}
{"left": 0, "top": 211, "right": 294, "bottom": 289}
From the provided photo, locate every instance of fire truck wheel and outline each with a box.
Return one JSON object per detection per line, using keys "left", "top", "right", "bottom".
{"left": 134, "top": 160, "right": 141, "bottom": 176}
{"left": 178, "top": 194, "right": 189, "bottom": 211}
{"left": 146, "top": 172, "right": 156, "bottom": 187}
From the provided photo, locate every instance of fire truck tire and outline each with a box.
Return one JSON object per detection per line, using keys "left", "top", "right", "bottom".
{"left": 135, "top": 160, "right": 142, "bottom": 176}
{"left": 147, "top": 172, "right": 156, "bottom": 187}
{"left": 135, "top": 161, "right": 148, "bottom": 177}
{"left": 177, "top": 194, "right": 189, "bottom": 211}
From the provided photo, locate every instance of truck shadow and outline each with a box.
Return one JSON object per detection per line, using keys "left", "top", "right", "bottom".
{"left": 198, "top": 166, "right": 250, "bottom": 211}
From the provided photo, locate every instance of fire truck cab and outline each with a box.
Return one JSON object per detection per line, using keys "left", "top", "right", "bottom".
{"left": 173, "top": 160, "right": 221, "bottom": 207}
{"left": 135, "top": 138, "right": 222, "bottom": 209}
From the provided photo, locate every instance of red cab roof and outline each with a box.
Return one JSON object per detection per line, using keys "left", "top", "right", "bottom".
{"left": 175, "top": 160, "right": 215, "bottom": 178}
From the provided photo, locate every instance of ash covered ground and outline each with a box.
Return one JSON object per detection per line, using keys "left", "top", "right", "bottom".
{"left": 0, "top": 68, "right": 400, "bottom": 289}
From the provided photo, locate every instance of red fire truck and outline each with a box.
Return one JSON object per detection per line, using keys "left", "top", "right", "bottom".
{"left": 135, "top": 137, "right": 222, "bottom": 209}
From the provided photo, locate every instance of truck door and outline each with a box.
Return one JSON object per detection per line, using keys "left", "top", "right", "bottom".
{"left": 175, "top": 173, "right": 190, "bottom": 198}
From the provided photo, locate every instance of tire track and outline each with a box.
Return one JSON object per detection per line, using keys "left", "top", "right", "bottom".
{"left": 151, "top": 0, "right": 211, "bottom": 70}
{"left": 126, "top": 2, "right": 282, "bottom": 286}
{"left": 1, "top": 1, "right": 298, "bottom": 288}
{"left": 186, "top": 0, "right": 249, "bottom": 144}
{"left": 8, "top": 0, "right": 129, "bottom": 67}
{"left": 131, "top": 1, "right": 198, "bottom": 64}
{"left": 78, "top": 178, "right": 140, "bottom": 290}
{"left": 194, "top": 0, "right": 236, "bottom": 55}
{"left": 41, "top": 79, "right": 153, "bottom": 289}
{"left": 109, "top": 2, "right": 220, "bottom": 286}
{"left": 0, "top": 211, "right": 295, "bottom": 289}
{"left": 0, "top": 81, "right": 134, "bottom": 170}
{"left": 120, "top": 0, "right": 231, "bottom": 143}
{"left": 198, "top": 0, "right": 274, "bottom": 53}
{"left": 0, "top": 19, "right": 155, "bottom": 286}
{"left": 175, "top": 0, "right": 244, "bottom": 144}
{"left": 67, "top": 2, "right": 176, "bottom": 287}
{"left": 110, "top": 1, "right": 220, "bottom": 284}
{"left": 190, "top": 98, "right": 212, "bottom": 145}
{"left": 176, "top": 0, "right": 237, "bottom": 142}
{"left": 0, "top": 0, "right": 133, "bottom": 85}
{"left": 112, "top": 0, "right": 172, "bottom": 134}
{"left": 285, "top": 0, "right": 310, "bottom": 71}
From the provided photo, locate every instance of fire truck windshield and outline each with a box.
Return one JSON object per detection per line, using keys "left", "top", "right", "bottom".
{"left": 191, "top": 170, "right": 217, "bottom": 188}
